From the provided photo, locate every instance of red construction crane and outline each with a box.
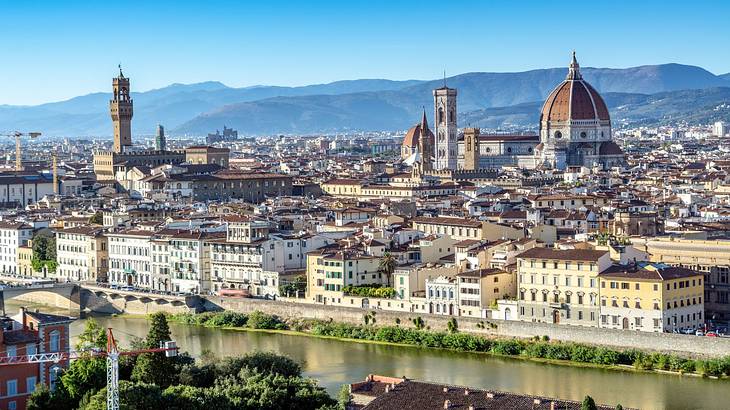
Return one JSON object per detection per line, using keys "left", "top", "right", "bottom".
{"left": 0, "top": 328, "right": 178, "bottom": 410}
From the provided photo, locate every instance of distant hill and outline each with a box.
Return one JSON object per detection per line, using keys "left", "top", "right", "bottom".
{"left": 2, "top": 64, "right": 729, "bottom": 136}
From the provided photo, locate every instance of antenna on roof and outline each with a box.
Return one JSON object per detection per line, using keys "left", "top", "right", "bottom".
{"left": 443, "top": 70, "right": 447, "bottom": 87}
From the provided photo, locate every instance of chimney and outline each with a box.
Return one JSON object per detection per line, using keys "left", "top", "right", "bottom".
{"left": 443, "top": 399, "right": 451, "bottom": 409}
{"left": 486, "top": 392, "right": 495, "bottom": 399}
{"left": 534, "top": 399, "right": 542, "bottom": 405}
{"left": 443, "top": 387, "right": 449, "bottom": 393}
{"left": 464, "top": 389, "right": 470, "bottom": 396}
{"left": 550, "top": 402, "right": 556, "bottom": 410}
{"left": 385, "top": 385, "right": 390, "bottom": 393}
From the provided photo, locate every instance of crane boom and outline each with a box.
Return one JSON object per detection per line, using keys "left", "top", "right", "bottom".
{"left": 0, "top": 327, "right": 177, "bottom": 410}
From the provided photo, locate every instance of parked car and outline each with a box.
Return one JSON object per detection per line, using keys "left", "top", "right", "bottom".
{"left": 706, "top": 331, "right": 718, "bottom": 337}
{"left": 681, "top": 328, "right": 695, "bottom": 335}
{"left": 695, "top": 330, "right": 705, "bottom": 336}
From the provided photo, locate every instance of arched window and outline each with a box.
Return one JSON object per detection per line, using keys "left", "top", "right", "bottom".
{"left": 438, "top": 108, "right": 445, "bottom": 124}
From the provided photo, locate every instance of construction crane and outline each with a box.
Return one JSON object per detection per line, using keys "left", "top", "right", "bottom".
{"left": 0, "top": 328, "right": 178, "bottom": 410}
{"left": 0, "top": 131, "right": 42, "bottom": 171}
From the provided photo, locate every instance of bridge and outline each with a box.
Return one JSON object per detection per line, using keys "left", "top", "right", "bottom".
{"left": 80, "top": 284, "right": 201, "bottom": 314}
{"left": 0, "top": 282, "right": 80, "bottom": 314}
{"left": 0, "top": 276, "right": 201, "bottom": 315}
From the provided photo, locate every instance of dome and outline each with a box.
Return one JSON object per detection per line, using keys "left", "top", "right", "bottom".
{"left": 540, "top": 52, "right": 610, "bottom": 123}
{"left": 599, "top": 141, "right": 623, "bottom": 155}
{"left": 402, "top": 111, "right": 434, "bottom": 148}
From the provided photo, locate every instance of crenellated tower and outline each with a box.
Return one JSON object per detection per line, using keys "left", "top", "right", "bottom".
{"left": 110, "top": 65, "right": 133, "bottom": 153}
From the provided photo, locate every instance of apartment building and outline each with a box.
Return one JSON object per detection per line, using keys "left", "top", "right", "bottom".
{"left": 517, "top": 248, "right": 612, "bottom": 326}
{"left": 167, "top": 230, "right": 222, "bottom": 294}
{"left": 425, "top": 276, "right": 457, "bottom": 315}
{"left": 150, "top": 236, "right": 171, "bottom": 291}
{"left": 306, "top": 249, "right": 384, "bottom": 305}
{"left": 55, "top": 226, "right": 108, "bottom": 283}
{"left": 412, "top": 217, "right": 483, "bottom": 241}
{"left": 457, "top": 268, "right": 515, "bottom": 318}
{"left": 0, "top": 308, "right": 74, "bottom": 410}
{"left": 0, "top": 222, "right": 33, "bottom": 275}
{"left": 645, "top": 237, "right": 730, "bottom": 323}
{"left": 106, "top": 230, "right": 154, "bottom": 287}
{"left": 599, "top": 263, "right": 704, "bottom": 332}
{"left": 209, "top": 217, "right": 330, "bottom": 296}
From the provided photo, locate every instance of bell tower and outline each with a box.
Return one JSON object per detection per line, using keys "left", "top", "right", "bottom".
{"left": 463, "top": 127, "right": 480, "bottom": 170}
{"left": 110, "top": 65, "right": 133, "bottom": 153}
{"left": 433, "top": 86, "right": 457, "bottom": 170}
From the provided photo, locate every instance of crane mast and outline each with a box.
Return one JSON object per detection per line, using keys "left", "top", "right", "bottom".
{"left": 1, "top": 131, "right": 41, "bottom": 171}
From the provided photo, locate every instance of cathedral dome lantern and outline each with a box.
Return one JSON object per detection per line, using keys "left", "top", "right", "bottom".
{"left": 537, "top": 52, "right": 622, "bottom": 170}
{"left": 540, "top": 52, "right": 610, "bottom": 125}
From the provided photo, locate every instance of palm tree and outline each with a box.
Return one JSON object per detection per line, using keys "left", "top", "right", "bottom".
{"left": 378, "top": 251, "right": 397, "bottom": 287}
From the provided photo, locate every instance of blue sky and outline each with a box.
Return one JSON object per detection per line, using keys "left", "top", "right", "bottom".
{"left": 1, "top": 0, "right": 728, "bottom": 105}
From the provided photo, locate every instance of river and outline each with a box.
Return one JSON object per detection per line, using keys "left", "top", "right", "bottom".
{"left": 5, "top": 301, "right": 729, "bottom": 410}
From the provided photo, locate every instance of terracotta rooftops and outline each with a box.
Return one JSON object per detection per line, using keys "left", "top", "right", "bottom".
{"left": 600, "top": 264, "right": 701, "bottom": 281}
{"left": 518, "top": 247, "right": 608, "bottom": 262}
{"left": 352, "top": 374, "right": 622, "bottom": 410}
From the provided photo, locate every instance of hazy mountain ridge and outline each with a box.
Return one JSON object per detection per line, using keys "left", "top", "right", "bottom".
{"left": 1, "top": 64, "right": 729, "bottom": 136}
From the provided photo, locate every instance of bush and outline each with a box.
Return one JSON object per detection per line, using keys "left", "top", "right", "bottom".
{"left": 246, "top": 311, "right": 286, "bottom": 330}
{"left": 342, "top": 285, "right": 396, "bottom": 299}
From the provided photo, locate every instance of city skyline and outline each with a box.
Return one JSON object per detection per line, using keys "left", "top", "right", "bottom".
{"left": 2, "top": 0, "right": 730, "bottom": 105}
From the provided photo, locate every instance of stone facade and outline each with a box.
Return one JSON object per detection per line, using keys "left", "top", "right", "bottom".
{"left": 433, "top": 87, "right": 457, "bottom": 170}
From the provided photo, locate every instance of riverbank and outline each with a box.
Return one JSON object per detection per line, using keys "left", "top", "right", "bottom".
{"left": 167, "top": 310, "right": 730, "bottom": 380}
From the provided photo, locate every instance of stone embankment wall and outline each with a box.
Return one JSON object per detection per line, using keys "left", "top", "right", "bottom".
{"left": 204, "top": 296, "right": 730, "bottom": 358}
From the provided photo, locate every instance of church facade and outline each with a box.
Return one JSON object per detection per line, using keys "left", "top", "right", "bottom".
{"left": 401, "top": 53, "right": 625, "bottom": 172}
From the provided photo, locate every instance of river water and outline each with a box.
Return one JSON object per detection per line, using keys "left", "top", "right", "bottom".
{"left": 6, "top": 301, "right": 729, "bottom": 410}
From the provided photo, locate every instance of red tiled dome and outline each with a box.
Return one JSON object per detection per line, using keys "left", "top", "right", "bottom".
{"left": 540, "top": 53, "right": 610, "bottom": 123}
{"left": 403, "top": 111, "right": 434, "bottom": 148}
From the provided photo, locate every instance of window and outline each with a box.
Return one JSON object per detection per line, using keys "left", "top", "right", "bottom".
{"left": 26, "top": 376, "right": 37, "bottom": 393}
{"left": 7, "top": 379, "right": 17, "bottom": 396}
{"left": 49, "top": 330, "right": 60, "bottom": 352}
{"left": 6, "top": 345, "right": 16, "bottom": 357}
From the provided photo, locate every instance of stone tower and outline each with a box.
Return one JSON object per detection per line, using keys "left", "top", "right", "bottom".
{"left": 110, "top": 66, "right": 133, "bottom": 153}
{"left": 433, "top": 86, "right": 457, "bottom": 170}
{"left": 463, "top": 127, "right": 480, "bottom": 170}
{"left": 418, "top": 109, "right": 434, "bottom": 172}
{"left": 156, "top": 124, "right": 166, "bottom": 151}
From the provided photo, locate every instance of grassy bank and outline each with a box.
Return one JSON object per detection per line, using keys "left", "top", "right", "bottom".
{"left": 167, "top": 311, "right": 730, "bottom": 379}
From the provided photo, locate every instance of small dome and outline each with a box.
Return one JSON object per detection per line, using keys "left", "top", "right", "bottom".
{"left": 540, "top": 53, "right": 610, "bottom": 123}
{"left": 599, "top": 141, "right": 623, "bottom": 155}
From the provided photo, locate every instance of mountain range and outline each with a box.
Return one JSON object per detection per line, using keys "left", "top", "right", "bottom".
{"left": 2, "top": 64, "right": 730, "bottom": 136}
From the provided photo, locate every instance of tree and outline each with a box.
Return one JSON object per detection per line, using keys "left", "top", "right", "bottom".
{"left": 79, "top": 381, "right": 166, "bottom": 410}
{"left": 131, "top": 313, "right": 178, "bottom": 387}
{"left": 88, "top": 211, "right": 103, "bottom": 225}
{"left": 60, "top": 358, "right": 107, "bottom": 401}
{"left": 615, "top": 405, "right": 623, "bottom": 410}
{"left": 378, "top": 252, "right": 397, "bottom": 287}
{"left": 447, "top": 318, "right": 459, "bottom": 334}
{"left": 76, "top": 317, "right": 107, "bottom": 350}
{"left": 581, "top": 395, "right": 598, "bottom": 410}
